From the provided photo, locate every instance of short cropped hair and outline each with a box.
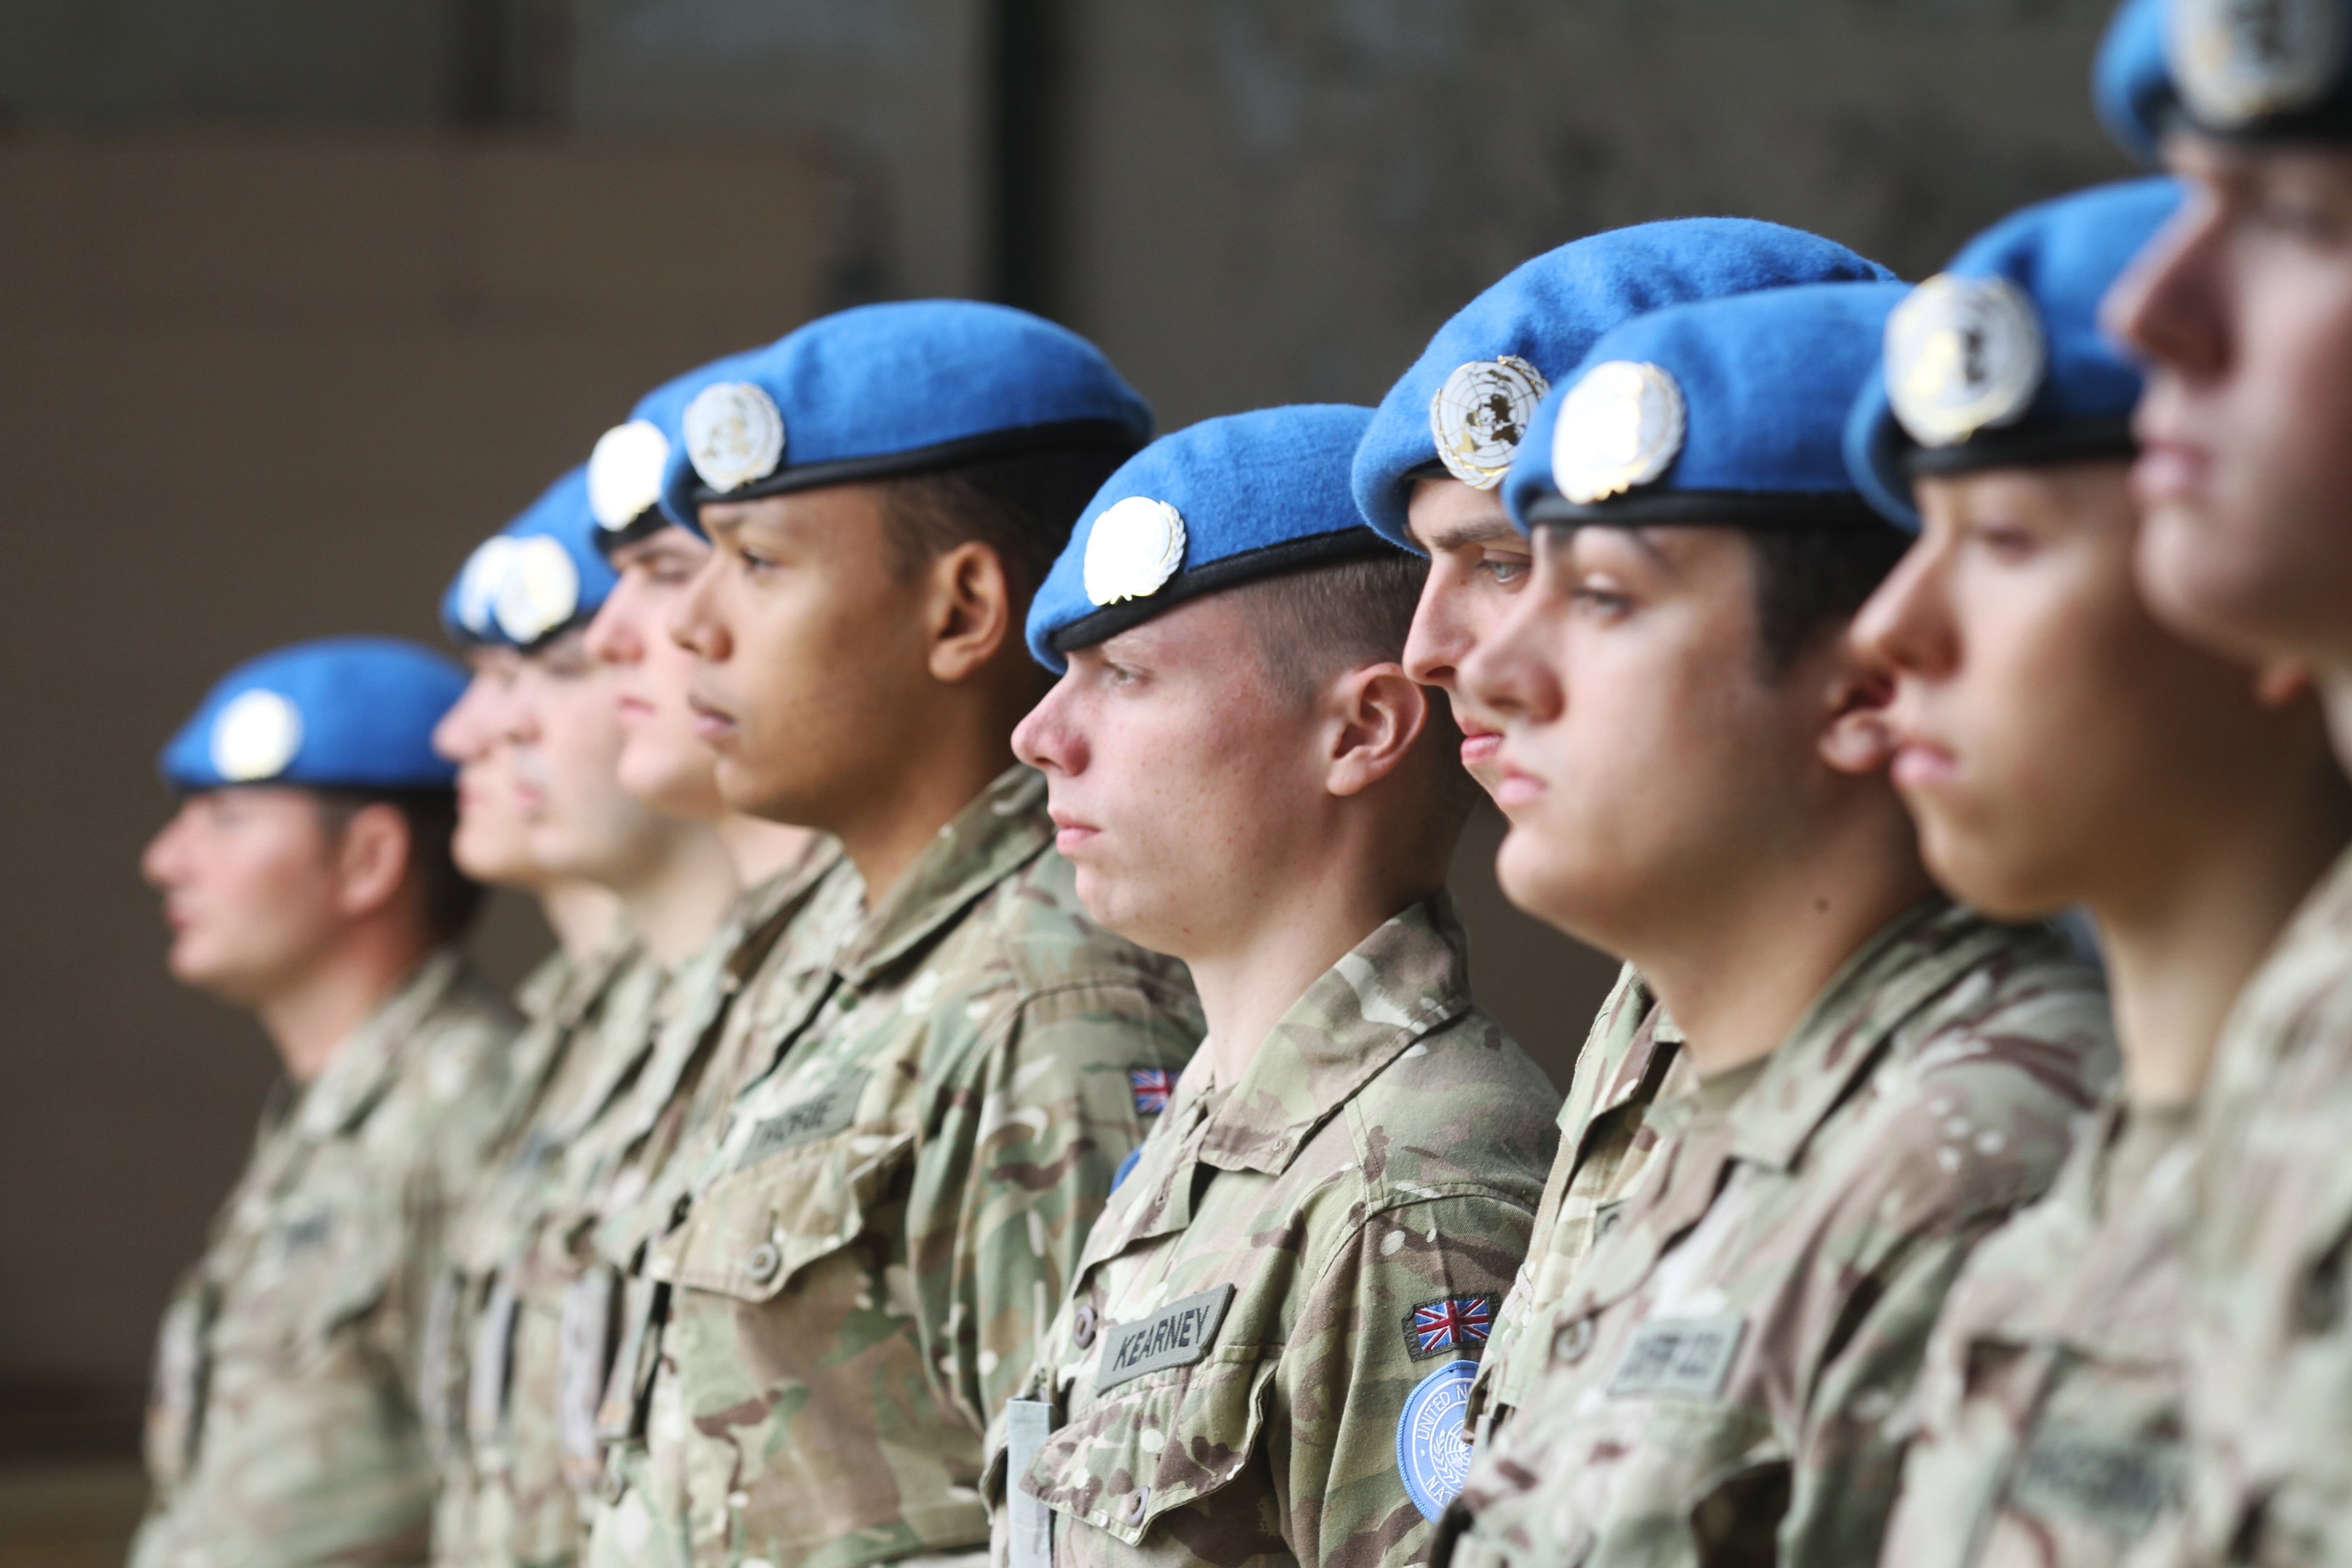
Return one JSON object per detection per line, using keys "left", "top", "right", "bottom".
{"left": 1747, "top": 523, "right": 1912, "bottom": 677}
{"left": 874, "top": 446, "right": 1137, "bottom": 603}
{"left": 311, "top": 788, "right": 486, "bottom": 944}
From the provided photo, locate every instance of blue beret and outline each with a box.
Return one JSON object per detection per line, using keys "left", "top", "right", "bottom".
{"left": 658, "top": 300, "right": 1153, "bottom": 536}
{"left": 1845, "top": 180, "right": 2183, "bottom": 531}
{"left": 1026, "top": 404, "right": 1389, "bottom": 671}
{"left": 437, "top": 467, "right": 620, "bottom": 652}
{"left": 587, "top": 349, "right": 764, "bottom": 546}
{"left": 2097, "top": 0, "right": 2352, "bottom": 162}
{"left": 1352, "top": 220, "right": 1895, "bottom": 549}
{"left": 163, "top": 637, "right": 467, "bottom": 792}
{"left": 1504, "top": 282, "right": 1912, "bottom": 532}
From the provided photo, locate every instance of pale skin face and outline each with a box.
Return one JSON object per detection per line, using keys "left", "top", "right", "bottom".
{"left": 583, "top": 527, "right": 728, "bottom": 822}
{"left": 1458, "top": 525, "right": 1879, "bottom": 950}
{"left": 1011, "top": 592, "right": 1424, "bottom": 955}
{"left": 2107, "top": 136, "right": 2352, "bottom": 677}
{"left": 1402, "top": 475, "right": 1532, "bottom": 794}
{"left": 433, "top": 647, "right": 547, "bottom": 889}
{"left": 1855, "top": 461, "right": 2298, "bottom": 919}
{"left": 502, "top": 629, "right": 672, "bottom": 886}
{"left": 141, "top": 788, "right": 404, "bottom": 1008}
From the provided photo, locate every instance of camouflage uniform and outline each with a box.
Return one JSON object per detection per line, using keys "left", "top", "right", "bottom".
{"left": 989, "top": 897, "right": 1560, "bottom": 1568}
{"left": 1471, "top": 966, "right": 1694, "bottom": 1450}
{"left": 132, "top": 951, "right": 522, "bottom": 1568}
{"left": 585, "top": 765, "right": 1204, "bottom": 1568}
{"left": 1440, "top": 899, "right": 2115, "bottom": 1568}
{"left": 2175, "top": 849, "right": 2352, "bottom": 1566}
{"left": 430, "top": 843, "right": 852, "bottom": 1568}
{"left": 1877, "top": 1096, "right": 2193, "bottom": 1568}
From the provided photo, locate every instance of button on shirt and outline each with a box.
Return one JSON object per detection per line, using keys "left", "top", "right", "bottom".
{"left": 1443, "top": 899, "right": 2115, "bottom": 1568}
{"left": 2177, "top": 847, "right": 2352, "bottom": 1566}
{"left": 997, "top": 898, "right": 1561, "bottom": 1568}
{"left": 605, "top": 766, "right": 1204, "bottom": 1568}
{"left": 131, "top": 952, "right": 523, "bottom": 1568}
{"left": 1879, "top": 1097, "right": 2194, "bottom": 1568}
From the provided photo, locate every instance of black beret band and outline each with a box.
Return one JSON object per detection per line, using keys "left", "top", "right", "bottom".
{"left": 1048, "top": 528, "right": 1410, "bottom": 656}
{"left": 1524, "top": 489, "right": 1895, "bottom": 532}
{"left": 592, "top": 507, "right": 676, "bottom": 557}
{"left": 694, "top": 417, "right": 1148, "bottom": 507}
{"left": 1900, "top": 417, "right": 2138, "bottom": 479}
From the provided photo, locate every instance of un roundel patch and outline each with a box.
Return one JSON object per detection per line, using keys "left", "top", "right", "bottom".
{"left": 1395, "top": 1358, "right": 1478, "bottom": 1522}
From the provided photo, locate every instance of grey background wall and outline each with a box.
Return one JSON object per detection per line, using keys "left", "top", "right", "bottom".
{"left": 0, "top": 0, "right": 2131, "bottom": 1455}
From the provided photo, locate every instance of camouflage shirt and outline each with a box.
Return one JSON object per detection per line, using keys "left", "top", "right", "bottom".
{"left": 1471, "top": 966, "right": 1692, "bottom": 1446}
{"left": 430, "top": 933, "right": 668, "bottom": 1568}
{"left": 132, "top": 951, "right": 522, "bottom": 1568}
{"left": 590, "top": 765, "right": 1204, "bottom": 1568}
{"left": 1877, "top": 1095, "right": 2192, "bottom": 1568}
{"left": 2176, "top": 846, "right": 2352, "bottom": 1566}
{"left": 989, "top": 897, "right": 1560, "bottom": 1568}
{"left": 1442, "top": 899, "right": 2114, "bottom": 1568}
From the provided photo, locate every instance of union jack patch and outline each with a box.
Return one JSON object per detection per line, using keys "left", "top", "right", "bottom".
{"left": 1403, "top": 1294, "right": 1496, "bottom": 1360}
{"left": 1128, "top": 1067, "right": 1175, "bottom": 1116}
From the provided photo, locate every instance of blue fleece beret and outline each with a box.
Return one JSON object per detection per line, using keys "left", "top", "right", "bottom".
{"left": 437, "top": 467, "right": 619, "bottom": 652}
{"left": 1026, "top": 404, "right": 1390, "bottom": 671}
{"left": 1505, "top": 282, "right": 1911, "bottom": 532}
{"left": 1351, "top": 220, "right": 1895, "bottom": 549}
{"left": 163, "top": 637, "right": 466, "bottom": 792}
{"left": 587, "top": 349, "right": 764, "bottom": 546}
{"left": 658, "top": 300, "right": 1153, "bottom": 537}
{"left": 1845, "top": 179, "right": 2182, "bottom": 531}
{"left": 2097, "top": 0, "right": 2352, "bottom": 162}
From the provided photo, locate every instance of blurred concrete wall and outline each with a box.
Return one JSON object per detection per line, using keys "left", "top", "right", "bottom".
{"left": 0, "top": 0, "right": 2131, "bottom": 1447}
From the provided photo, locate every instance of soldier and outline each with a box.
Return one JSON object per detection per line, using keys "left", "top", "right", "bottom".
{"left": 1845, "top": 178, "right": 2352, "bottom": 1568}
{"left": 132, "top": 637, "right": 521, "bottom": 1568}
{"left": 583, "top": 300, "right": 1202, "bottom": 1568}
{"left": 436, "top": 532, "right": 622, "bottom": 1010}
{"left": 989, "top": 403, "right": 1561, "bottom": 1568}
{"left": 422, "top": 470, "right": 751, "bottom": 1568}
{"left": 1438, "top": 281, "right": 2117, "bottom": 1568}
{"left": 1349, "top": 220, "right": 1893, "bottom": 1452}
{"left": 2092, "top": 2, "right": 2352, "bottom": 1558}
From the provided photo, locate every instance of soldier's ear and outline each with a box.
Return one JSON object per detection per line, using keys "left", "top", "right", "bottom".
{"left": 330, "top": 802, "right": 414, "bottom": 921}
{"left": 1324, "top": 663, "right": 1429, "bottom": 799}
{"left": 1817, "top": 642, "right": 1899, "bottom": 778}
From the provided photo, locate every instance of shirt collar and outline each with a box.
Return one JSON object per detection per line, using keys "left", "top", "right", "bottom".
{"left": 295, "top": 948, "right": 466, "bottom": 1140}
{"left": 833, "top": 764, "right": 1054, "bottom": 985}
{"left": 1726, "top": 897, "right": 2041, "bottom": 1172}
{"left": 1198, "top": 895, "right": 1475, "bottom": 1177}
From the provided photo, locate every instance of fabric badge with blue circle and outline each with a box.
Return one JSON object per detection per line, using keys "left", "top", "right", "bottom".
{"left": 1397, "top": 1359, "right": 1479, "bottom": 1523}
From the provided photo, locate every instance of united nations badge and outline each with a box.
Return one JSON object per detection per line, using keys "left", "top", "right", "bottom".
{"left": 2170, "top": 0, "right": 2345, "bottom": 126}
{"left": 1885, "top": 274, "right": 2046, "bottom": 448}
{"left": 588, "top": 419, "right": 671, "bottom": 530}
{"left": 1551, "top": 361, "right": 1686, "bottom": 505}
{"left": 494, "top": 535, "right": 581, "bottom": 646}
{"left": 210, "top": 688, "right": 303, "bottom": 783}
{"left": 453, "top": 536, "right": 515, "bottom": 638}
{"left": 1429, "top": 355, "right": 1551, "bottom": 489}
{"left": 1395, "top": 1359, "right": 1478, "bottom": 1523}
{"left": 1082, "top": 496, "right": 1187, "bottom": 607}
{"left": 683, "top": 381, "right": 787, "bottom": 493}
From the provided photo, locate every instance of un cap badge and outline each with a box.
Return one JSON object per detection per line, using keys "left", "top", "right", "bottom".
{"left": 1083, "top": 497, "right": 1187, "bottom": 608}
{"left": 588, "top": 420, "right": 671, "bottom": 531}
{"left": 1886, "top": 274, "right": 2047, "bottom": 448}
{"left": 1552, "top": 361, "right": 1686, "bottom": 505}
{"left": 2170, "top": 0, "right": 2345, "bottom": 126}
{"left": 1429, "top": 355, "right": 1551, "bottom": 489}
{"left": 210, "top": 689, "right": 304, "bottom": 783}
{"left": 494, "top": 535, "right": 581, "bottom": 646}
{"left": 454, "top": 536, "right": 516, "bottom": 638}
{"left": 684, "top": 381, "right": 787, "bottom": 494}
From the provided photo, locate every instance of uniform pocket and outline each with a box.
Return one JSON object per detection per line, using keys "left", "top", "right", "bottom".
{"left": 1023, "top": 1349, "right": 1276, "bottom": 1547}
